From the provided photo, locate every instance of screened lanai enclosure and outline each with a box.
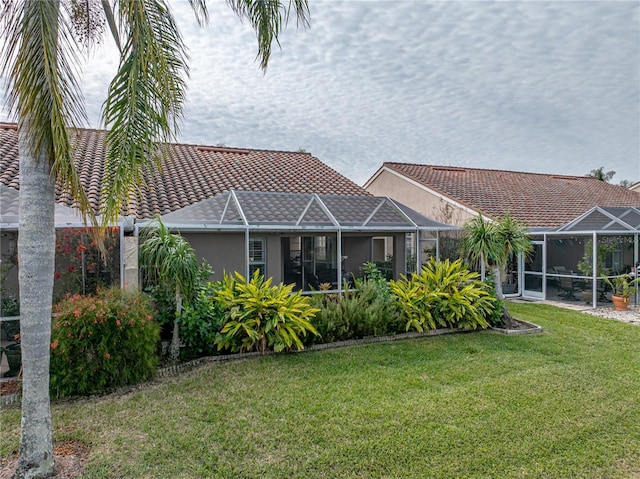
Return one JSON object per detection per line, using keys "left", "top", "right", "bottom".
{"left": 520, "top": 206, "right": 639, "bottom": 307}
{"left": 147, "top": 190, "right": 455, "bottom": 293}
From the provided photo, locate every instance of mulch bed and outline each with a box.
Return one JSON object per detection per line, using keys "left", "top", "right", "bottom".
{"left": 0, "top": 378, "right": 20, "bottom": 396}
{"left": 0, "top": 440, "right": 90, "bottom": 479}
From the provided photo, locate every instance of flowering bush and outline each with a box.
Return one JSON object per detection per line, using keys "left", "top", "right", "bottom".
{"left": 54, "top": 227, "right": 120, "bottom": 301}
{"left": 50, "top": 287, "right": 160, "bottom": 397}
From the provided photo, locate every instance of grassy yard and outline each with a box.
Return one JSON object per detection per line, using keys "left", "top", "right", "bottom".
{"left": 2, "top": 302, "right": 640, "bottom": 478}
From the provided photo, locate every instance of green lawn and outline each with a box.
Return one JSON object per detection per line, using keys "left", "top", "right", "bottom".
{"left": 2, "top": 302, "right": 640, "bottom": 478}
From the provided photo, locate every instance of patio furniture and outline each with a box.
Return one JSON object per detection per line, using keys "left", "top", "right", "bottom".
{"left": 558, "top": 274, "right": 580, "bottom": 300}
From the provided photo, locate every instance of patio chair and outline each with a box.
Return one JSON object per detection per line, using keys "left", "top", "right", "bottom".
{"left": 558, "top": 275, "right": 579, "bottom": 300}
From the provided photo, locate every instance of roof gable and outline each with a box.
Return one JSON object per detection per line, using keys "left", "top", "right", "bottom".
{"left": 0, "top": 123, "right": 368, "bottom": 219}
{"left": 379, "top": 162, "right": 640, "bottom": 228}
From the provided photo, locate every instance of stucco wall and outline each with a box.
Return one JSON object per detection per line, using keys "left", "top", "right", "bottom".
{"left": 183, "top": 232, "right": 245, "bottom": 282}
{"left": 182, "top": 232, "right": 284, "bottom": 283}
{"left": 366, "top": 169, "right": 477, "bottom": 226}
{"left": 343, "top": 236, "right": 371, "bottom": 278}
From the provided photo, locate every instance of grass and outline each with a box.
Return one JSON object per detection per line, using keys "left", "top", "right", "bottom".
{"left": 2, "top": 302, "right": 640, "bottom": 478}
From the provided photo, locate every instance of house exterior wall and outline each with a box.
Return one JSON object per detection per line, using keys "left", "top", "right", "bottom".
{"left": 182, "top": 232, "right": 285, "bottom": 283}
{"left": 365, "top": 169, "right": 478, "bottom": 226}
{"left": 343, "top": 236, "right": 371, "bottom": 278}
{"left": 183, "top": 232, "right": 246, "bottom": 282}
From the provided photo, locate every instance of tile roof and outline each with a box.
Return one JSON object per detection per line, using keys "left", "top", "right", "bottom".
{"left": 380, "top": 162, "right": 640, "bottom": 228}
{"left": 0, "top": 184, "right": 84, "bottom": 225}
{"left": 0, "top": 123, "right": 368, "bottom": 220}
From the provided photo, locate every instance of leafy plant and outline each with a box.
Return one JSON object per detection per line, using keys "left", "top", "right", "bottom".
{"left": 139, "top": 219, "right": 201, "bottom": 361}
{"left": 600, "top": 274, "right": 639, "bottom": 298}
{"left": 461, "top": 213, "right": 531, "bottom": 328}
{"left": 50, "top": 287, "right": 160, "bottom": 398}
{"left": 390, "top": 258, "right": 495, "bottom": 332}
{"left": 577, "top": 239, "right": 617, "bottom": 277}
{"left": 53, "top": 227, "right": 120, "bottom": 301}
{"left": 214, "top": 271, "right": 319, "bottom": 353}
{"left": 0, "top": 295, "right": 20, "bottom": 341}
{"left": 309, "top": 273, "right": 401, "bottom": 344}
{"left": 178, "top": 281, "right": 225, "bottom": 359}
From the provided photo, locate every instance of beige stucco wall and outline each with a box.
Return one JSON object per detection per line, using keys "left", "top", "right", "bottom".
{"left": 366, "top": 169, "right": 478, "bottom": 226}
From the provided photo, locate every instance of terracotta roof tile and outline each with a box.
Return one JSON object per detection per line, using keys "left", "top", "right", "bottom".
{"left": 382, "top": 162, "right": 640, "bottom": 228}
{"left": 0, "top": 123, "right": 367, "bottom": 219}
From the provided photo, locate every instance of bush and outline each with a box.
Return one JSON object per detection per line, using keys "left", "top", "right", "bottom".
{"left": 214, "top": 271, "right": 319, "bottom": 353}
{"left": 50, "top": 287, "right": 160, "bottom": 397}
{"left": 390, "top": 258, "right": 495, "bottom": 332}
{"left": 309, "top": 265, "right": 401, "bottom": 344}
{"left": 178, "top": 281, "right": 225, "bottom": 359}
{"left": 146, "top": 284, "right": 176, "bottom": 341}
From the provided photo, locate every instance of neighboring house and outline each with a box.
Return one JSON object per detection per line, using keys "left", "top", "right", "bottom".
{"left": 364, "top": 162, "right": 640, "bottom": 227}
{"left": 0, "top": 124, "right": 452, "bottom": 299}
{"left": 630, "top": 181, "right": 640, "bottom": 193}
{"left": 365, "top": 163, "right": 640, "bottom": 306}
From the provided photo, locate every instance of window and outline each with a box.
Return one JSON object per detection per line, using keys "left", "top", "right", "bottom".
{"left": 249, "top": 238, "right": 266, "bottom": 276}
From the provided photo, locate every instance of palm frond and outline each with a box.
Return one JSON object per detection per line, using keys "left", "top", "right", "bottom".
{"left": 227, "top": 0, "right": 309, "bottom": 71}
{"left": 1, "top": 0, "right": 96, "bottom": 225}
{"left": 187, "top": 0, "right": 209, "bottom": 26}
{"left": 101, "top": 0, "right": 189, "bottom": 225}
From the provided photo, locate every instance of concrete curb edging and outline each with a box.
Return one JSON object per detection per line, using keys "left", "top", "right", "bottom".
{"left": 156, "top": 328, "right": 459, "bottom": 378}
{"left": 491, "top": 319, "right": 543, "bottom": 335}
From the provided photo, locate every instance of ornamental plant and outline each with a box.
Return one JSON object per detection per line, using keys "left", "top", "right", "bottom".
{"left": 50, "top": 287, "right": 160, "bottom": 398}
{"left": 309, "top": 264, "right": 401, "bottom": 344}
{"left": 54, "top": 226, "right": 120, "bottom": 300}
{"left": 214, "top": 271, "right": 319, "bottom": 353}
{"left": 390, "top": 258, "right": 496, "bottom": 332}
{"left": 178, "top": 280, "right": 225, "bottom": 359}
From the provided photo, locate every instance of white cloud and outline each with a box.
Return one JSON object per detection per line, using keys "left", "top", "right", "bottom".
{"left": 2, "top": 0, "right": 639, "bottom": 185}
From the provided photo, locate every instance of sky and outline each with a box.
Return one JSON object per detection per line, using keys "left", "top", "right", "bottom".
{"left": 2, "top": 0, "right": 639, "bottom": 186}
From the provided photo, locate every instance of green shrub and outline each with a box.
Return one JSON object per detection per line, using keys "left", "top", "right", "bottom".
{"left": 146, "top": 283, "right": 176, "bottom": 341}
{"left": 0, "top": 294, "right": 20, "bottom": 317}
{"left": 50, "top": 287, "right": 160, "bottom": 398}
{"left": 309, "top": 267, "right": 401, "bottom": 344}
{"left": 178, "top": 281, "right": 225, "bottom": 359}
{"left": 214, "top": 271, "right": 319, "bottom": 353}
{"left": 390, "top": 258, "right": 495, "bottom": 332}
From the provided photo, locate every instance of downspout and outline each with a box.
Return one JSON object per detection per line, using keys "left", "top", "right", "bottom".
{"left": 435, "top": 230, "right": 440, "bottom": 260}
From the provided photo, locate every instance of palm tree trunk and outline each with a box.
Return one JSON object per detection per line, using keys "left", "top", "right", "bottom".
{"left": 15, "top": 130, "right": 55, "bottom": 478}
{"left": 169, "top": 285, "right": 182, "bottom": 362}
{"left": 491, "top": 264, "right": 514, "bottom": 329}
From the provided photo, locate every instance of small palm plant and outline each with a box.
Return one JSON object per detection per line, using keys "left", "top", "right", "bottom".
{"left": 461, "top": 213, "right": 532, "bottom": 328}
{"left": 139, "top": 219, "right": 200, "bottom": 361}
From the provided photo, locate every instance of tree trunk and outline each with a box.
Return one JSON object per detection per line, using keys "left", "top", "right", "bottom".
{"left": 169, "top": 285, "right": 182, "bottom": 362}
{"left": 14, "top": 130, "right": 55, "bottom": 478}
{"left": 491, "top": 264, "right": 514, "bottom": 329}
